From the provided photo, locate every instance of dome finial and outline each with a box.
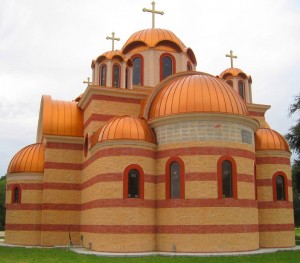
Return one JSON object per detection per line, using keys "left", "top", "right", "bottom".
{"left": 142, "top": 1, "right": 164, "bottom": 29}
{"left": 225, "top": 50, "right": 237, "bottom": 68}
{"left": 106, "top": 32, "right": 120, "bottom": 51}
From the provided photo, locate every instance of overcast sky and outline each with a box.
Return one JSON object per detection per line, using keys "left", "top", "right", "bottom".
{"left": 1, "top": 0, "right": 300, "bottom": 177}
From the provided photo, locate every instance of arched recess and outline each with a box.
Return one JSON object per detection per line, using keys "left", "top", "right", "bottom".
{"left": 131, "top": 54, "right": 144, "bottom": 85}
{"left": 272, "top": 171, "right": 289, "bottom": 201}
{"left": 123, "top": 164, "right": 145, "bottom": 199}
{"left": 160, "top": 53, "right": 176, "bottom": 81}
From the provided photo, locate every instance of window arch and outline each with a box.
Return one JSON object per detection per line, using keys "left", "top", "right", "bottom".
{"left": 100, "top": 64, "right": 107, "bottom": 86}
{"left": 187, "top": 61, "right": 192, "bottom": 71}
{"left": 165, "top": 157, "right": 185, "bottom": 199}
{"left": 160, "top": 53, "right": 176, "bottom": 81}
{"left": 227, "top": 80, "right": 233, "bottom": 87}
{"left": 123, "top": 164, "right": 144, "bottom": 199}
{"left": 217, "top": 156, "right": 237, "bottom": 199}
{"left": 132, "top": 54, "right": 144, "bottom": 85}
{"left": 238, "top": 81, "right": 245, "bottom": 100}
{"left": 112, "top": 64, "right": 120, "bottom": 88}
{"left": 272, "top": 172, "right": 288, "bottom": 201}
{"left": 11, "top": 184, "right": 22, "bottom": 204}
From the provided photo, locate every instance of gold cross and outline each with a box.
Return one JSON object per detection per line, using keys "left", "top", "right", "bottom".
{"left": 143, "top": 1, "right": 164, "bottom": 29}
{"left": 83, "top": 77, "right": 92, "bottom": 86}
{"left": 106, "top": 32, "right": 120, "bottom": 51}
{"left": 225, "top": 50, "right": 237, "bottom": 68}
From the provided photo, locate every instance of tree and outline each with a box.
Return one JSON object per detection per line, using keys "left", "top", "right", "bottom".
{"left": 0, "top": 176, "right": 6, "bottom": 231}
{"left": 285, "top": 93, "right": 300, "bottom": 226}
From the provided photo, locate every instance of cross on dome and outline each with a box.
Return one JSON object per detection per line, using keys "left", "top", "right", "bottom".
{"left": 83, "top": 77, "right": 92, "bottom": 86}
{"left": 225, "top": 50, "right": 237, "bottom": 68}
{"left": 106, "top": 32, "right": 120, "bottom": 51}
{"left": 142, "top": 1, "right": 164, "bottom": 29}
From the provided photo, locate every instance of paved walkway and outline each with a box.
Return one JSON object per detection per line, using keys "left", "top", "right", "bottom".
{"left": 1, "top": 240, "right": 300, "bottom": 257}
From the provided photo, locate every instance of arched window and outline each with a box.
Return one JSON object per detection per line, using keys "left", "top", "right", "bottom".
{"left": 125, "top": 68, "right": 129, "bottom": 89}
{"left": 227, "top": 80, "right": 233, "bottom": 87}
{"left": 187, "top": 62, "right": 192, "bottom": 71}
{"left": 12, "top": 185, "right": 21, "bottom": 203}
{"left": 132, "top": 55, "right": 143, "bottom": 85}
{"left": 272, "top": 172, "right": 288, "bottom": 201}
{"left": 217, "top": 156, "right": 237, "bottom": 199}
{"left": 100, "top": 64, "right": 107, "bottom": 86}
{"left": 112, "top": 64, "right": 120, "bottom": 88}
{"left": 123, "top": 165, "right": 144, "bottom": 199}
{"left": 166, "top": 157, "right": 185, "bottom": 199}
{"left": 160, "top": 53, "right": 176, "bottom": 80}
{"left": 238, "top": 81, "right": 245, "bottom": 100}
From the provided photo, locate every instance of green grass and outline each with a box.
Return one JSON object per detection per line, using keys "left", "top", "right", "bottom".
{"left": 0, "top": 247, "right": 300, "bottom": 263}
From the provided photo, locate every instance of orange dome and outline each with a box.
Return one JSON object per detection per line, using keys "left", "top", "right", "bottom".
{"left": 255, "top": 128, "right": 290, "bottom": 151}
{"left": 147, "top": 73, "right": 248, "bottom": 119}
{"left": 36, "top": 95, "right": 83, "bottom": 142}
{"left": 7, "top": 143, "right": 44, "bottom": 173}
{"left": 95, "top": 50, "right": 130, "bottom": 64}
{"left": 93, "top": 115, "right": 156, "bottom": 144}
{"left": 122, "top": 28, "right": 186, "bottom": 54}
{"left": 218, "top": 68, "right": 250, "bottom": 79}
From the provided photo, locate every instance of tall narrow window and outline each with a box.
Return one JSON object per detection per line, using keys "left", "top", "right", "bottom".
{"left": 125, "top": 68, "right": 129, "bottom": 89}
{"left": 238, "top": 81, "right": 245, "bottom": 100}
{"left": 160, "top": 53, "right": 176, "bottom": 80}
{"left": 187, "top": 62, "right": 192, "bottom": 71}
{"left": 123, "top": 165, "right": 144, "bottom": 199}
{"left": 132, "top": 56, "right": 143, "bottom": 85}
{"left": 100, "top": 64, "right": 107, "bottom": 86}
{"left": 113, "top": 64, "right": 120, "bottom": 88}
{"left": 222, "top": 160, "right": 232, "bottom": 198}
{"left": 128, "top": 169, "right": 140, "bottom": 198}
{"left": 170, "top": 161, "right": 180, "bottom": 198}
{"left": 276, "top": 175, "right": 285, "bottom": 201}
{"left": 12, "top": 186, "right": 21, "bottom": 203}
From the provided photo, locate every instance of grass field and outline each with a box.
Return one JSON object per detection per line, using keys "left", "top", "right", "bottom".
{"left": 0, "top": 247, "right": 300, "bottom": 263}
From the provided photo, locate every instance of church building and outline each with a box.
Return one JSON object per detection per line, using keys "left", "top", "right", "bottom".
{"left": 5, "top": 2, "right": 295, "bottom": 253}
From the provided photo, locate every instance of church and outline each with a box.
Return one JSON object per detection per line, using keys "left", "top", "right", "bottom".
{"left": 5, "top": 2, "right": 295, "bottom": 253}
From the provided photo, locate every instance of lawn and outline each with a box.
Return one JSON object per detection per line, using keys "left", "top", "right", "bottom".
{"left": 0, "top": 247, "right": 300, "bottom": 263}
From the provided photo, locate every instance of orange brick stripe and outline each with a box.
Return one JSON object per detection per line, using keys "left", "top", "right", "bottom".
{"left": 259, "top": 224, "right": 294, "bottom": 232}
{"left": 84, "top": 94, "right": 141, "bottom": 111}
{"left": 45, "top": 162, "right": 82, "bottom": 170}
{"left": 156, "top": 199, "right": 257, "bottom": 208}
{"left": 84, "top": 113, "right": 116, "bottom": 129}
{"left": 7, "top": 184, "right": 43, "bottom": 191}
{"left": 6, "top": 204, "right": 42, "bottom": 210}
{"left": 81, "top": 225, "right": 155, "bottom": 234}
{"left": 258, "top": 201, "right": 293, "bottom": 209}
{"left": 46, "top": 142, "right": 83, "bottom": 151}
{"left": 42, "top": 203, "right": 81, "bottom": 211}
{"left": 43, "top": 182, "right": 81, "bottom": 190}
{"left": 157, "top": 147, "right": 255, "bottom": 160}
{"left": 5, "top": 224, "right": 81, "bottom": 232}
{"left": 249, "top": 111, "right": 264, "bottom": 117}
{"left": 256, "top": 157, "right": 290, "bottom": 165}
{"left": 257, "top": 179, "right": 292, "bottom": 187}
{"left": 156, "top": 224, "right": 259, "bottom": 234}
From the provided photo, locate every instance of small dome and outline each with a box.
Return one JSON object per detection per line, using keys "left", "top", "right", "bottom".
{"left": 122, "top": 28, "right": 186, "bottom": 54}
{"left": 7, "top": 143, "right": 44, "bottom": 173}
{"left": 93, "top": 115, "right": 156, "bottom": 144}
{"left": 146, "top": 72, "right": 248, "bottom": 119}
{"left": 218, "top": 68, "right": 250, "bottom": 80}
{"left": 95, "top": 50, "right": 130, "bottom": 64}
{"left": 255, "top": 128, "right": 290, "bottom": 151}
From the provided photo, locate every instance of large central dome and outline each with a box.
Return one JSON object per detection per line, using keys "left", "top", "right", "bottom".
{"left": 144, "top": 72, "right": 249, "bottom": 119}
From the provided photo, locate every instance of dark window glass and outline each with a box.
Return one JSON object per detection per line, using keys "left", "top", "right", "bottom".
{"left": 276, "top": 175, "right": 285, "bottom": 200}
{"left": 128, "top": 169, "right": 140, "bottom": 198}
{"left": 222, "top": 161, "right": 232, "bottom": 198}
{"left": 187, "top": 63, "right": 192, "bottom": 71}
{"left": 133, "top": 57, "right": 141, "bottom": 85}
{"left": 100, "top": 65, "right": 106, "bottom": 86}
{"left": 13, "top": 187, "right": 20, "bottom": 203}
{"left": 238, "top": 81, "right": 245, "bottom": 99}
{"left": 162, "top": 56, "right": 173, "bottom": 79}
{"left": 113, "top": 65, "right": 120, "bottom": 88}
{"left": 227, "top": 81, "right": 233, "bottom": 87}
{"left": 170, "top": 161, "right": 180, "bottom": 198}
{"left": 125, "top": 68, "right": 129, "bottom": 89}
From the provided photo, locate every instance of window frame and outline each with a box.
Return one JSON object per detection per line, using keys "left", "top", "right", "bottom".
{"left": 160, "top": 53, "right": 176, "bottom": 81}
{"left": 238, "top": 80, "right": 245, "bottom": 100}
{"left": 112, "top": 63, "right": 121, "bottom": 88}
{"left": 11, "top": 184, "right": 22, "bottom": 204}
{"left": 123, "top": 164, "right": 144, "bottom": 199}
{"left": 165, "top": 157, "right": 185, "bottom": 199}
{"left": 272, "top": 171, "right": 289, "bottom": 201}
{"left": 217, "top": 156, "right": 237, "bottom": 199}
{"left": 131, "top": 54, "right": 144, "bottom": 86}
{"left": 99, "top": 64, "right": 107, "bottom": 86}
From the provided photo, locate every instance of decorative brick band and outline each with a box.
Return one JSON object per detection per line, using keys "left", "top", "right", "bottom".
{"left": 249, "top": 111, "right": 265, "bottom": 117}
{"left": 46, "top": 142, "right": 83, "bottom": 151}
{"left": 257, "top": 179, "right": 292, "bottom": 187}
{"left": 7, "top": 184, "right": 43, "bottom": 191}
{"left": 45, "top": 162, "right": 82, "bottom": 170}
{"left": 259, "top": 224, "right": 294, "bottom": 232}
{"left": 258, "top": 201, "right": 293, "bottom": 209}
{"left": 81, "top": 199, "right": 156, "bottom": 210}
{"left": 84, "top": 113, "right": 116, "bottom": 129}
{"left": 256, "top": 157, "right": 290, "bottom": 165}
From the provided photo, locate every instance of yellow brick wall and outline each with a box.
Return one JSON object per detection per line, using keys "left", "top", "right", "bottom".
{"left": 259, "top": 231, "right": 295, "bottom": 248}
{"left": 5, "top": 231, "right": 41, "bottom": 246}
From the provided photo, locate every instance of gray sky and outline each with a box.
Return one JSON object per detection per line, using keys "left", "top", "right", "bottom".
{"left": 1, "top": 0, "right": 300, "bottom": 176}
